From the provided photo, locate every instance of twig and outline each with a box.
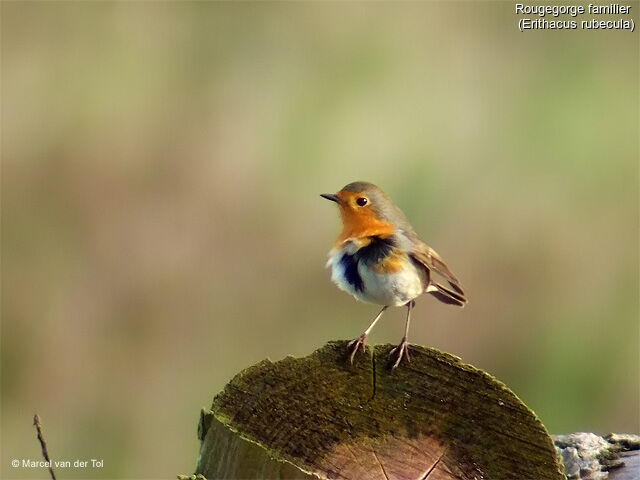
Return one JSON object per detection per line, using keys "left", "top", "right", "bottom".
{"left": 33, "top": 414, "right": 56, "bottom": 480}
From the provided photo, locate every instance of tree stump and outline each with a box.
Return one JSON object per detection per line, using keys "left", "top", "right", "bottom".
{"left": 189, "top": 341, "right": 564, "bottom": 479}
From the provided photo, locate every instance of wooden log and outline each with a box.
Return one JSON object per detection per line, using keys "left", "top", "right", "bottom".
{"left": 187, "top": 341, "right": 565, "bottom": 479}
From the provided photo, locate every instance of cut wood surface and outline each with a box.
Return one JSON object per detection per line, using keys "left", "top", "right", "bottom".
{"left": 191, "top": 342, "right": 564, "bottom": 480}
{"left": 190, "top": 341, "right": 564, "bottom": 480}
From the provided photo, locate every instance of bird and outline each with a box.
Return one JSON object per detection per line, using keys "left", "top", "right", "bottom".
{"left": 321, "top": 181, "right": 467, "bottom": 368}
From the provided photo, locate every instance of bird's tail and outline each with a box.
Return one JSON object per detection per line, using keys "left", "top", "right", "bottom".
{"left": 426, "top": 283, "right": 467, "bottom": 307}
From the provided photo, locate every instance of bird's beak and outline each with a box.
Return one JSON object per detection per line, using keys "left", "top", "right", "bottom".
{"left": 320, "top": 193, "right": 340, "bottom": 203}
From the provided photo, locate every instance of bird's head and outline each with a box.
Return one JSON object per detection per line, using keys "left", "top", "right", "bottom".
{"left": 321, "top": 181, "right": 410, "bottom": 241}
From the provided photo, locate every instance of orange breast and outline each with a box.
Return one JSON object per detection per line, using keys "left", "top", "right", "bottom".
{"left": 335, "top": 209, "right": 394, "bottom": 247}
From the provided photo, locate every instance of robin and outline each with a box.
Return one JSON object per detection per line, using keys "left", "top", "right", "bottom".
{"left": 321, "top": 181, "right": 467, "bottom": 368}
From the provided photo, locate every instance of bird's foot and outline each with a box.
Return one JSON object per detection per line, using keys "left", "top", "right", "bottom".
{"left": 389, "top": 337, "right": 410, "bottom": 369}
{"left": 347, "top": 334, "right": 368, "bottom": 364}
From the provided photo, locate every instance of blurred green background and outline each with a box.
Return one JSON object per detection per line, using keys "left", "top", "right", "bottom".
{"left": 2, "top": 1, "right": 638, "bottom": 478}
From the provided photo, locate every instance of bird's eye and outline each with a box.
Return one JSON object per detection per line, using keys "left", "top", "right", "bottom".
{"left": 356, "top": 197, "right": 368, "bottom": 207}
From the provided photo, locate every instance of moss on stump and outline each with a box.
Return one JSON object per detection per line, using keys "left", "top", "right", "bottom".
{"left": 192, "top": 341, "right": 564, "bottom": 479}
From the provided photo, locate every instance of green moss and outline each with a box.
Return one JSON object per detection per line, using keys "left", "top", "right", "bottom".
{"left": 198, "top": 341, "right": 564, "bottom": 479}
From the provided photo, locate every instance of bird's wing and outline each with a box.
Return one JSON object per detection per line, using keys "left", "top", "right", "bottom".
{"left": 410, "top": 241, "right": 467, "bottom": 305}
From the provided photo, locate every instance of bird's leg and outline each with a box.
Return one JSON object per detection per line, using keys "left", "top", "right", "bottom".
{"left": 348, "top": 305, "right": 388, "bottom": 364}
{"left": 390, "top": 300, "right": 415, "bottom": 369}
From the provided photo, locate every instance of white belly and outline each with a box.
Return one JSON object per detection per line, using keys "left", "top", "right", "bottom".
{"left": 327, "top": 247, "right": 424, "bottom": 307}
{"left": 356, "top": 261, "right": 424, "bottom": 306}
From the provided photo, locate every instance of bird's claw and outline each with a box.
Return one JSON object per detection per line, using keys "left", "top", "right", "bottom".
{"left": 389, "top": 338, "right": 410, "bottom": 369}
{"left": 347, "top": 334, "right": 368, "bottom": 364}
